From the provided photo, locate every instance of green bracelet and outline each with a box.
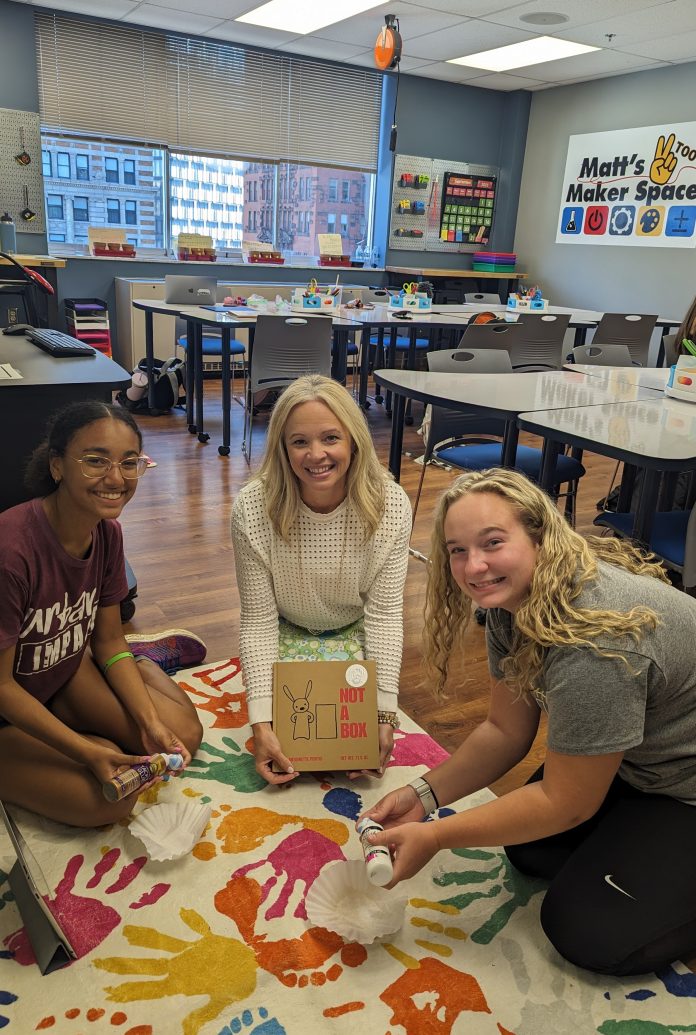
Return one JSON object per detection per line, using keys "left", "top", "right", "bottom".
{"left": 103, "top": 650, "right": 135, "bottom": 675}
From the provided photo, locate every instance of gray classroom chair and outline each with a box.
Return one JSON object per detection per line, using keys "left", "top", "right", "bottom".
{"left": 572, "top": 343, "right": 638, "bottom": 366}
{"left": 590, "top": 312, "right": 658, "bottom": 367}
{"left": 662, "top": 333, "right": 680, "bottom": 368}
{"left": 411, "top": 347, "right": 585, "bottom": 529}
{"left": 464, "top": 292, "right": 502, "bottom": 304}
{"left": 513, "top": 312, "right": 571, "bottom": 371}
{"left": 242, "top": 315, "right": 332, "bottom": 462}
{"left": 458, "top": 320, "right": 525, "bottom": 354}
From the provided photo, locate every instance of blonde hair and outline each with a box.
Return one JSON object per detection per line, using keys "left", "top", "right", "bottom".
{"left": 253, "top": 375, "right": 390, "bottom": 540}
{"left": 424, "top": 468, "right": 669, "bottom": 696}
{"left": 676, "top": 294, "right": 696, "bottom": 354}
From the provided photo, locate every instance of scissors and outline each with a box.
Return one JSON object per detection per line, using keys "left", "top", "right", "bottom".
{"left": 402, "top": 282, "right": 418, "bottom": 295}
{"left": 307, "top": 277, "right": 318, "bottom": 296}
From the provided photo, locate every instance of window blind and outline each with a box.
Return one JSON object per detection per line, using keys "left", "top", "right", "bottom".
{"left": 35, "top": 13, "right": 383, "bottom": 172}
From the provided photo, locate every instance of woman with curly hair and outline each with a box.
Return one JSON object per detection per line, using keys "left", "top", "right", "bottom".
{"left": 361, "top": 467, "right": 696, "bottom": 976}
{"left": 231, "top": 375, "right": 411, "bottom": 785}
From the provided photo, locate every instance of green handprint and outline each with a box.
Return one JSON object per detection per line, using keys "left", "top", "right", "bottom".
{"left": 650, "top": 132, "right": 677, "bottom": 185}
{"left": 183, "top": 737, "right": 265, "bottom": 793}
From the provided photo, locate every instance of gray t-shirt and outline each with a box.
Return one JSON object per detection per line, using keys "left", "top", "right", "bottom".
{"left": 486, "top": 561, "right": 696, "bottom": 804}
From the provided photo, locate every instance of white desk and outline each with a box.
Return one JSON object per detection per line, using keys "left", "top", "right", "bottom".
{"left": 565, "top": 363, "right": 669, "bottom": 392}
{"left": 373, "top": 367, "right": 658, "bottom": 479}
{"left": 518, "top": 394, "right": 696, "bottom": 542}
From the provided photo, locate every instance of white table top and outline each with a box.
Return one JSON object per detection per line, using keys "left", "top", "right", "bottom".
{"left": 518, "top": 395, "right": 696, "bottom": 467}
{"left": 373, "top": 368, "right": 659, "bottom": 418}
{"left": 132, "top": 299, "right": 355, "bottom": 327}
{"left": 564, "top": 363, "right": 669, "bottom": 392}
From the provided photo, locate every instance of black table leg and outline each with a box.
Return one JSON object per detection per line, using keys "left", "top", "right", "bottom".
{"left": 633, "top": 469, "right": 659, "bottom": 545}
{"left": 144, "top": 310, "right": 155, "bottom": 411}
{"left": 388, "top": 392, "right": 406, "bottom": 480}
{"left": 502, "top": 421, "right": 520, "bottom": 468}
{"left": 331, "top": 327, "right": 348, "bottom": 384}
{"left": 219, "top": 328, "right": 231, "bottom": 455}
{"left": 538, "top": 436, "right": 564, "bottom": 492}
{"left": 185, "top": 319, "right": 196, "bottom": 433}
{"left": 195, "top": 324, "right": 208, "bottom": 443}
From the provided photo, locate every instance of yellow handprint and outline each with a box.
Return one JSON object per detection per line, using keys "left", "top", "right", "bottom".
{"left": 650, "top": 132, "right": 677, "bottom": 185}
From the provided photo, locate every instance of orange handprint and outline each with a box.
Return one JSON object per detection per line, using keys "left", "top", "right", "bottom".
{"left": 650, "top": 132, "right": 677, "bottom": 185}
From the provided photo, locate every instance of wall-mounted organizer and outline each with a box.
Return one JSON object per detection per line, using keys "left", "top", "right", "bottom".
{"left": 389, "top": 153, "right": 498, "bottom": 253}
{"left": 0, "top": 108, "right": 46, "bottom": 235}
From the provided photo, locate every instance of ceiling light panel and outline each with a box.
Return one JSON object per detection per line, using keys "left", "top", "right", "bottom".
{"left": 237, "top": 0, "right": 384, "bottom": 35}
{"left": 449, "top": 36, "right": 599, "bottom": 72}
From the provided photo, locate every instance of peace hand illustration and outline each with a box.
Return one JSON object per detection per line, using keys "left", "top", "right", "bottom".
{"left": 650, "top": 132, "right": 677, "bottom": 185}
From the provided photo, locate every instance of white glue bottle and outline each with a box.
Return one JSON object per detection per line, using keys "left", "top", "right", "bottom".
{"left": 356, "top": 816, "right": 393, "bottom": 887}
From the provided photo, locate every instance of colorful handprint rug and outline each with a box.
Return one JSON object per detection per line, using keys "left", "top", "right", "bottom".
{"left": 1, "top": 657, "right": 694, "bottom": 1035}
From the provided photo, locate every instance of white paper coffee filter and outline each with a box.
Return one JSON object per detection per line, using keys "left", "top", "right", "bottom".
{"left": 305, "top": 859, "right": 407, "bottom": 944}
{"left": 129, "top": 801, "right": 212, "bottom": 861}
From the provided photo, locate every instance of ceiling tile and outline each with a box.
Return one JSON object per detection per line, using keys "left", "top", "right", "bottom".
{"left": 615, "top": 29, "right": 696, "bottom": 62}
{"left": 25, "top": 0, "right": 140, "bottom": 15}
{"left": 404, "top": 19, "right": 536, "bottom": 60}
{"left": 530, "top": 47, "right": 662, "bottom": 82}
{"left": 203, "top": 18, "right": 298, "bottom": 46}
{"left": 124, "top": 4, "right": 225, "bottom": 33}
{"left": 460, "top": 70, "right": 549, "bottom": 90}
{"left": 311, "top": 1, "right": 467, "bottom": 47}
{"left": 142, "top": 0, "right": 253, "bottom": 17}
{"left": 277, "top": 37, "right": 368, "bottom": 60}
{"left": 482, "top": 0, "right": 674, "bottom": 33}
{"left": 557, "top": 0, "right": 696, "bottom": 46}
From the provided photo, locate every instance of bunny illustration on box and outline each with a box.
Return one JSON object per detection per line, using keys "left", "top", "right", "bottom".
{"left": 284, "top": 680, "right": 314, "bottom": 740}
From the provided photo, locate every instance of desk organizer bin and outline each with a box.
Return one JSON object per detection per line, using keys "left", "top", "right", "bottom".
{"left": 292, "top": 287, "right": 342, "bottom": 311}
{"left": 388, "top": 291, "right": 432, "bottom": 310}
{"left": 666, "top": 358, "right": 696, "bottom": 403}
{"left": 247, "top": 250, "right": 284, "bottom": 264}
{"left": 318, "top": 255, "right": 351, "bottom": 267}
{"left": 177, "top": 247, "right": 216, "bottom": 261}
{"left": 507, "top": 296, "right": 548, "bottom": 312}
{"left": 64, "top": 297, "right": 112, "bottom": 355}
{"left": 92, "top": 243, "right": 136, "bottom": 257}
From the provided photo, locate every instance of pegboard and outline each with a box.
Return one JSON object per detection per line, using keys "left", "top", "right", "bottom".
{"left": 0, "top": 108, "right": 46, "bottom": 233}
{"left": 389, "top": 153, "right": 498, "bottom": 253}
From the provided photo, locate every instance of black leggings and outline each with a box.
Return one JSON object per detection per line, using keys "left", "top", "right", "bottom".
{"left": 505, "top": 766, "right": 696, "bottom": 975}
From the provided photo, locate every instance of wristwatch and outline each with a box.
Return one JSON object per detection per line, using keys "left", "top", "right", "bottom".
{"left": 408, "top": 776, "right": 439, "bottom": 816}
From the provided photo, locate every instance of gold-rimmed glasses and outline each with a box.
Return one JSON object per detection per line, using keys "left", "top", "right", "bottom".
{"left": 70, "top": 455, "right": 151, "bottom": 479}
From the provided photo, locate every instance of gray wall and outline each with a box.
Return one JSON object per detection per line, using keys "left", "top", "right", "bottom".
{"left": 515, "top": 61, "right": 696, "bottom": 319}
{"left": 386, "top": 75, "right": 531, "bottom": 268}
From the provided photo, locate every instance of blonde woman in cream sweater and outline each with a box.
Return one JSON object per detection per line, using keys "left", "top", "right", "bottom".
{"left": 231, "top": 375, "right": 411, "bottom": 785}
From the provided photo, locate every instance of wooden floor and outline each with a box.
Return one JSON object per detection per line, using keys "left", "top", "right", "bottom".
{"left": 120, "top": 377, "right": 620, "bottom": 796}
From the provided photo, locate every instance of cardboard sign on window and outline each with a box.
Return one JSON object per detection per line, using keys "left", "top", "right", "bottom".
{"left": 272, "top": 659, "right": 379, "bottom": 771}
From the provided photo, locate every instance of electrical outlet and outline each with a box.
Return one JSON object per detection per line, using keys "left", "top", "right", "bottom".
{"left": 7, "top": 308, "right": 18, "bottom": 324}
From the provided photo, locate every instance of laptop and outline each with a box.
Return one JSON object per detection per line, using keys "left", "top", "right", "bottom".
{"left": 164, "top": 275, "right": 217, "bottom": 305}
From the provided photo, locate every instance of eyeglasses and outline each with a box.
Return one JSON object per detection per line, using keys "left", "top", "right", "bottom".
{"left": 70, "top": 454, "right": 151, "bottom": 479}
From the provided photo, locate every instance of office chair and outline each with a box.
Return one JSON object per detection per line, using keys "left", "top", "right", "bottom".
{"left": 175, "top": 318, "right": 247, "bottom": 405}
{"left": 661, "top": 333, "right": 680, "bottom": 368}
{"left": 242, "top": 314, "right": 332, "bottom": 462}
{"left": 464, "top": 292, "right": 502, "bottom": 304}
{"left": 513, "top": 313, "right": 571, "bottom": 371}
{"left": 594, "top": 502, "right": 696, "bottom": 591}
{"left": 590, "top": 312, "right": 658, "bottom": 366}
{"left": 410, "top": 347, "right": 586, "bottom": 532}
{"left": 572, "top": 344, "right": 638, "bottom": 367}
{"left": 459, "top": 320, "right": 525, "bottom": 353}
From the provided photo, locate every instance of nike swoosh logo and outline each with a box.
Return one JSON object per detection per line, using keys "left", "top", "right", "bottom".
{"left": 604, "top": 874, "right": 636, "bottom": 900}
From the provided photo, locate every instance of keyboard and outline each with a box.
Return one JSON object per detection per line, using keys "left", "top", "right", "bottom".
{"left": 28, "top": 328, "right": 96, "bottom": 357}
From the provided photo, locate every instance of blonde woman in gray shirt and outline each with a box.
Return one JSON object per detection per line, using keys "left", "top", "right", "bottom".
{"left": 231, "top": 375, "right": 411, "bottom": 785}
{"left": 362, "top": 467, "right": 696, "bottom": 976}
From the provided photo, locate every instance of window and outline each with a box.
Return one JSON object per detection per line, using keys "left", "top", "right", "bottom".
{"left": 340, "top": 213, "right": 348, "bottom": 236}
{"left": 75, "top": 154, "right": 89, "bottom": 180}
{"left": 328, "top": 179, "right": 338, "bottom": 201}
{"left": 42, "top": 149, "right": 52, "bottom": 176}
{"left": 124, "top": 159, "right": 135, "bottom": 184}
{"left": 56, "top": 152, "right": 70, "bottom": 178}
{"left": 47, "top": 194, "right": 64, "bottom": 219}
{"left": 327, "top": 213, "right": 336, "bottom": 234}
{"left": 48, "top": 233, "right": 65, "bottom": 242}
{"left": 73, "top": 196, "right": 89, "bottom": 221}
{"left": 105, "top": 157, "right": 119, "bottom": 183}
{"left": 342, "top": 179, "right": 350, "bottom": 202}
{"left": 125, "top": 200, "right": 137, "bottom": 225}
{"left": 106, "top": 198, "right": 120, "bottom": 223}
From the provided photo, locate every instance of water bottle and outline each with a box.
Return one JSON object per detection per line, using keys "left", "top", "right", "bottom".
{"left": 0, "top": 212, "right": 17, "bottom": 254}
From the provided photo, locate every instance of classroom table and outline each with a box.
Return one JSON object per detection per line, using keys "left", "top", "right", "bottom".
{"left": 563, "top": 363, "right": 670, "bottom": 392}
{"left": 519, "top": 394, "right": 696, "bottom": 544}
{"left": 373, "top": 367, "right": 658, "bottom": 480}
{"left": 0, "top": 329, "right": 130, "bottom": 511}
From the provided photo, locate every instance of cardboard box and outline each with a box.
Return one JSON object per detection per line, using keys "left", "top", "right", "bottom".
{"left": 272, "top": 659, "right": 379, "bottom": 771}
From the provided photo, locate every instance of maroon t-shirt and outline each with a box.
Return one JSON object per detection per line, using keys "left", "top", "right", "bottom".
{"left": 0, "top": 498, "right": 128, "bottom": 705}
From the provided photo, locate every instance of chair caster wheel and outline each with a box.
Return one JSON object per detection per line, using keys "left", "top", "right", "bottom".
{"left": 375, "top": 394, "right": 383, "bottom": 404}
{"left": 218, "top": 445, "right": 230, "bottom": 456}
{"left": 405, "top": 415, "right": 414, "bottom": 426}
{"left": 198, "top": 432, "right": 210, "bottom": 443}
{"left": 361, "top": 400, "right": 371, "bottom": 410}
{"left": 188, "top": 424, "right": 197, "bottom": 434}
{"left": 385, "top": 409, "right": 392, "bottom": 417}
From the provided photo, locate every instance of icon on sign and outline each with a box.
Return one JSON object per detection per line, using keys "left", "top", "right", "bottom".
{"left": 608, "top": 206, "right": 635, "bottom": 236}
{"left": 636, "top": 206, "right": 664, "bottom": 236}
{"left": 560, "top": 206, "right": 582, "bottom": 234}
{"left": 583, "top": 206, "right": 608, "bottom": 235}
{"left": 665, "top": 206, "right": 696, "bottom": 238}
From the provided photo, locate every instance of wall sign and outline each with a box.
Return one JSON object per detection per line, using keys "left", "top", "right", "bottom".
{"left": 556, "top": 122, "right": 696, "bottom": 248}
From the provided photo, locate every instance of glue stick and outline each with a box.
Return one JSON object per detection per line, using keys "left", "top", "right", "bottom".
{"left": 356, "top": 817, "right": 393, "bottom": 887}
{"left": 102, "top": 752, "right": 184, "bottom": 802}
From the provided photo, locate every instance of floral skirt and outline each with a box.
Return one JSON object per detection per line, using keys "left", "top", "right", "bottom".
{"left": 278, "top": 617, "right": 365, "bottom": 663}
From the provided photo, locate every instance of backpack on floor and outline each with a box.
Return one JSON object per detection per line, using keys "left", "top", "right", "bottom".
{"left": 117, "top": 357, "right": 186, "bottom": 415}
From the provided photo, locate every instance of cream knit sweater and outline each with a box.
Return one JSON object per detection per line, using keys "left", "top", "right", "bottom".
{"left": 231, "top": 478, "right": 412, "bottom": 725}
